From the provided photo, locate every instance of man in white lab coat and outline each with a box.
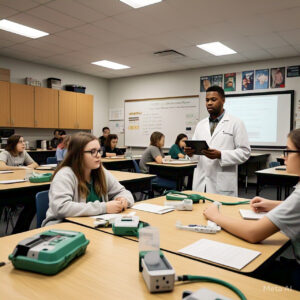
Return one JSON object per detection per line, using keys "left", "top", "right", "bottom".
{"left": 187, "top": 86, "right": 251, "bottom": 196}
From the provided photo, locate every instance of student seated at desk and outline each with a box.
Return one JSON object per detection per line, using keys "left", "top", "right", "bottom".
{"left": 102, "top": 134, "right": 124, "bottom": 157}
{"left": 203, "top": 128, "right": 300, "bottom": 290}
{"left": 55, "top": 135, "right": 70, "bottom": 163}
{"left": 42, "top": 132, "right": 134, "bottom": 226}
{"left": 169, "top": 133, "right": 187, "bottom": 159}
{"left": 0, "top": 135, "right": 38, "bottom": 170}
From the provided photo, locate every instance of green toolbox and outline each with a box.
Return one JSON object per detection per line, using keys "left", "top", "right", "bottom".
{"left": 9, "top": 229, "right": 89, "bottom": 275}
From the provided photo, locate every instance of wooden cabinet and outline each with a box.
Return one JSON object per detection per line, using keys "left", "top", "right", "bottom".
{"left": 10, "top": 83, "right": 34, "bottom": 127}
{"left": 59, "top": 90, "right": 93, "bottom": 129}
{"left": 77, "top": 93, "right": 93, "bottom": 129}
{"left": 35, "top": 87, "right": 58, "bottom": 128}
{"left": 0, "top": 81, "right": 10, "bottom": 127}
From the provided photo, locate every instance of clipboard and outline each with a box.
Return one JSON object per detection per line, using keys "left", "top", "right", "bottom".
{"left": 185, "top": 140, "right": 209, "bottom": 155}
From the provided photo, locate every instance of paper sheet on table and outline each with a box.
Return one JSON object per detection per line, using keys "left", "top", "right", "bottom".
{"left": 132, "top": 203, "right": 174, "bottom": 214}
{"left": 0, "top": 171, "right": 14, "bottom": 174}
{"left": 0, "top": 179, "right": 27, "bottom": 184}
{"left": 239, "top": 209, "right": 267, "bottom": 220}
{"left": 163, "top": 160, "right": 195, "bottom": 165}
{"left": 178, "top": 239, "right": 261, "bottom": 270}
{"left": 36, "top": 165, "right": 57, "bottom": 170}
{"left": 90, "top": 212, "right": 136, "bottom": 222}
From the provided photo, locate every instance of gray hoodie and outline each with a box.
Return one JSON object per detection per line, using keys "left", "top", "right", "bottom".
{"left": 42, "top": 166, "right": 134, "bottom": 226}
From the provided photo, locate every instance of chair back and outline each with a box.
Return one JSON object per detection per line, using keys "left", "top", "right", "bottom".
{"left": 35, "top": 190, "right": 49, "bottom": 228}
{"left": 47, "top": 156, "right": 58, "bottom": 164}
{"left": 269, "top": 161, "right": 280, "bottom": 168}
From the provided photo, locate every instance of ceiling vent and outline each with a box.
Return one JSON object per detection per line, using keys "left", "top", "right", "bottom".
{"left": 153, "top": 49, "right": 186, "bottom": 59}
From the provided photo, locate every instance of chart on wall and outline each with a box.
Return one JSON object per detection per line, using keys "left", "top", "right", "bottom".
{"left": 124, "top": 96, "right": 199, "bottom": 147}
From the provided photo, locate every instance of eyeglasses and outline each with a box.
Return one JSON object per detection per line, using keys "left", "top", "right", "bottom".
{"left": 282, "top": 149, "right": 300, "bottom": 157}
{"left": 84, "top": 149, "right": 102, "bottom": 157}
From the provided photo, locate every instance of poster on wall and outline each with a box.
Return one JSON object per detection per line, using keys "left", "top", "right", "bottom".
{"left": 271, "top": 67, "right": 285, "bottom": 88}
{"left": 242, "top": 70, "right": 254, "bottom": 91}
{"left": 211, "top": 74, "right": 223, "bottom": 87}
{"left": 254, "top": 69, "right": 269, "bottom": 89}
{"left": 200, "top": 76, "right": 212, "bottom": 92}
{"left": 224, "top": 73, "right": 236, "bottom": 91}
{"left": 287, "top": 65, "right": 300, "bottom": 77}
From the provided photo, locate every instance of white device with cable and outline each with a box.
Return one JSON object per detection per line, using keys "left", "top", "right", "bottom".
{"left": 164, "top": 199, "right": 193, "bottom": 211}
{"left": 176, "top": 220, "right": 221, "bottom": 234}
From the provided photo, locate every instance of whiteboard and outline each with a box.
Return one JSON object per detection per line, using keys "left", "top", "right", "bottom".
{"left": 124, "top": 96, "right": 199, "bottom": 147}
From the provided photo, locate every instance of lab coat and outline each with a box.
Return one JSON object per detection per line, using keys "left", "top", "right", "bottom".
{"left": 192, "top": 112, "right": 251, "bottom": 197}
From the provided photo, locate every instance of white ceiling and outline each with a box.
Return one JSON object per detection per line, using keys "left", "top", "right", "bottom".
{"left": 1, "top": 0, "right": 300, "bottom": 78}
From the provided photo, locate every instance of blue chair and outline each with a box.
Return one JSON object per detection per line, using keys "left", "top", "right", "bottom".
{"left": 47, "top": 156, "right": 57, "bottom": 164}
{"left": 269, "top": 161, "right": 280, "bottom": 168}
{"left": 35, "top": 191, "right": 49, "bottom": 228}
{"left": 132, "top": 159, "right": 141, "bottom": 173}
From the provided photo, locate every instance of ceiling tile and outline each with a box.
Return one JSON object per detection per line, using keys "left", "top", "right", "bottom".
{"left": 0, "top": 38, "right": 17, "bottom": 48}
{"left": 0, "top": 4, "right": 18, "bottom": 18}
{"left": 40, "top": 34, "right": 87, "bottom": 51}
{"left": 46, "top": 0, "right": 106, "bottom": 22}
{"left": 76, "top": 0, "right": 131, "bottom": 16}
{"left": 241, "top": 49, "right": 275, "bottom": 60}
{"left": 266, "top": 46, "right": 299, "bottom": 58}
{"left": 278, "top": 28, "right": 300, "bottom": 46}
{"left": 249, "top": 33, "right": 289, "bottom": 49}
{"left": 28, "top": 5, "right": 84, "bottom": 28}
{"left": 0, "top": 0, "right": 39, "bottom": 11}
{"left": 0, "top": 29, "right": 30, "bottom": 43}
{"left": 92, "top": 17, "right": 145, "bottom": 39}
{"left": 9, "top": 13, "right": 64, "bottom": 34}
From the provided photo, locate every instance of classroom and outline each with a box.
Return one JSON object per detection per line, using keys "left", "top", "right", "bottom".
{"left": 0, "top": 0, "right": 300, "bottom": 299}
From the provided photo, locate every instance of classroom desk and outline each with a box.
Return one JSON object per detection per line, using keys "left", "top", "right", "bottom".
{"left": 102, "top": 157, "right": 136, "bottom": 171}
{"left": 1, "top": 223, "right": 299, "bottom": 299}
{"left": 0, "top": 169, "right": 155, "bottom": 200}
{"left": 67, "top": 191, "right": 289, "bottom": 274}
{"left": 256, "top": 167, "right": 299, "bottom": 200}
{"left": 239, "top": 152, "right": 270, "bottom": 193}
{"left": 27, "top": 149, "right": 56, "bottom": 165}
{"left": 146, "top": 162, "right": 197, "bottom": 191}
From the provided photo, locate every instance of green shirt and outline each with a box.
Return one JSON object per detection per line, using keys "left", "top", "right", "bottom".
{"left": 169, "top": 144, "right": 185, "bottom": 159}
{"left": 86, "top": 180, "right": 102, "bottom": 203}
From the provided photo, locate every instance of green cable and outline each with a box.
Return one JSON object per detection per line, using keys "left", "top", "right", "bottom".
{"left": 177, "top": 274, "right": 247, "bottom": 300}
{"left": 165, "top": 190, "right": 250, "bottom": 205}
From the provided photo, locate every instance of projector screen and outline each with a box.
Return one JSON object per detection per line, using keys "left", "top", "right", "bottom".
{"left": 224, "top": 91, "right": 294, "bottom": 148}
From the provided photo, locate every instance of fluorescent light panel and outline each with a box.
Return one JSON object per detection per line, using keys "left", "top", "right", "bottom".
{"left": 197, "top": 42, "right": 237, "bottom": 56}
{"left": 92, "top": 60, "right": 130, "bottom": 70}
{"left": 120, "top": 0, "right": 162, "bottom": 8}
{"left": 0, "top": 19, "right": 48, "bottom": 39}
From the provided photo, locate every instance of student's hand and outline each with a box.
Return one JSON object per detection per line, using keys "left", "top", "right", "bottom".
{"left": 202, "top": 149, "right": 221, "bottom": 159}
{"left": 106, "top": 200, "right": 124, "bottom": 213}
{"left": 203, "top": 204, "right": 220, "bottom": 222}
{"left": 115, "top": 197, "right": 129, "bottom": 210}
{"left": 250, "top": 197, "right": 278, "bottom": 213}
{"left": 184, "top": 147, "right": 195, "bottom": 157}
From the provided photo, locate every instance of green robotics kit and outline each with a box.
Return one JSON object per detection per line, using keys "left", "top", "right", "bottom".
{"left": 9, "top": 229, "right": 89, "bottom": 275}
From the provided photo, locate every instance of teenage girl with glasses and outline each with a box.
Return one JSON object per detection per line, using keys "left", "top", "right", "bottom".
{"left": 43, "top": 132, "right": 134, "bottom": 226}
{"left": 203, "top": 128, "right": 300, "bottom": 290}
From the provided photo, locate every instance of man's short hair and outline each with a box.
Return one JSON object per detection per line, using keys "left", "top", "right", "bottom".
{"left": 102, "top": 127, "right": 110, "bottom": 132}
{"left": 206, "top": 86, "right": 225, "bottom": 98}
{"left": 53, "top": 129, "right": 60, "bottom": 135}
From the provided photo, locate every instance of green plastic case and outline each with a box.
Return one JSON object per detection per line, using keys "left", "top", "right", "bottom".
{"left": 29, "top": 173, "right": 52, "bottom": 183}
{"left": 9, "top": 229, "right": 89, "bottom": 275}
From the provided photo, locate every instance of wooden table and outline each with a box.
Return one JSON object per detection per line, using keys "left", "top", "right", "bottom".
{"left": 239, "top": 152, "right": 270, "bottom": 193}
{"left": 256, "top": 167, "right": 299, "bottom": 200}
{"left": 1, "top": 223, "right": 299, "bottom": 299}
{"left": 67, "top": 191, "right": 289, "bottom": 274}
{"left": 146, "top": 162, "right": 197, "bottom": 190}
{"left": 102, "top": 157, "right": 136, "bottom": 171}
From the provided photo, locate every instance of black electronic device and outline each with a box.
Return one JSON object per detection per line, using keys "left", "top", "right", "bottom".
{"left": 185, "top": 140, "right": 209, "bottom": 155}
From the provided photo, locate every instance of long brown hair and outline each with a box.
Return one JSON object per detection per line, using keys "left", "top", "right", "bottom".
{"left": 288, "top": 129, "right": 300, "bottom": 150}
{"left": 6, "top": 134, "right": 22, "bottom": 155}
{"left": 105, "top": 134, "right": 118, "bottom": 148}
{"left": 150, "top": 131, "right": 164, "bottom": 147}
{"left": 53, "top": 132, "right": 107, "bottom": 198}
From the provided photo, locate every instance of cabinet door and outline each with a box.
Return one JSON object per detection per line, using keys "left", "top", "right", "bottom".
{"left": 0, "top": 81, "right": 10, "bottom": 127}
{"left": 77, "top": 93, "right": 93, "bottom": 129}
{"left": 58, "top": 90, "right": 77, "bottom": 129}
{"left": 35, "top": 87, "right": 58, "bottom": 128}
{"left": 11, "top": 83, "right": 34, "bottom": 127}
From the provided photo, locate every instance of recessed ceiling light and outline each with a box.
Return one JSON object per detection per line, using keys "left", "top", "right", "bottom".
{"left": 120, "top": 0, "right": 162, "bottom": 9}
{"left": 197, "top": 42, "right": 237, "bottom": 56}
{"left": 0, "top": 19, "right": 49, "bottom": 39}
{"left": 92, "top": 60, "right": 130, "bottom": 70}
